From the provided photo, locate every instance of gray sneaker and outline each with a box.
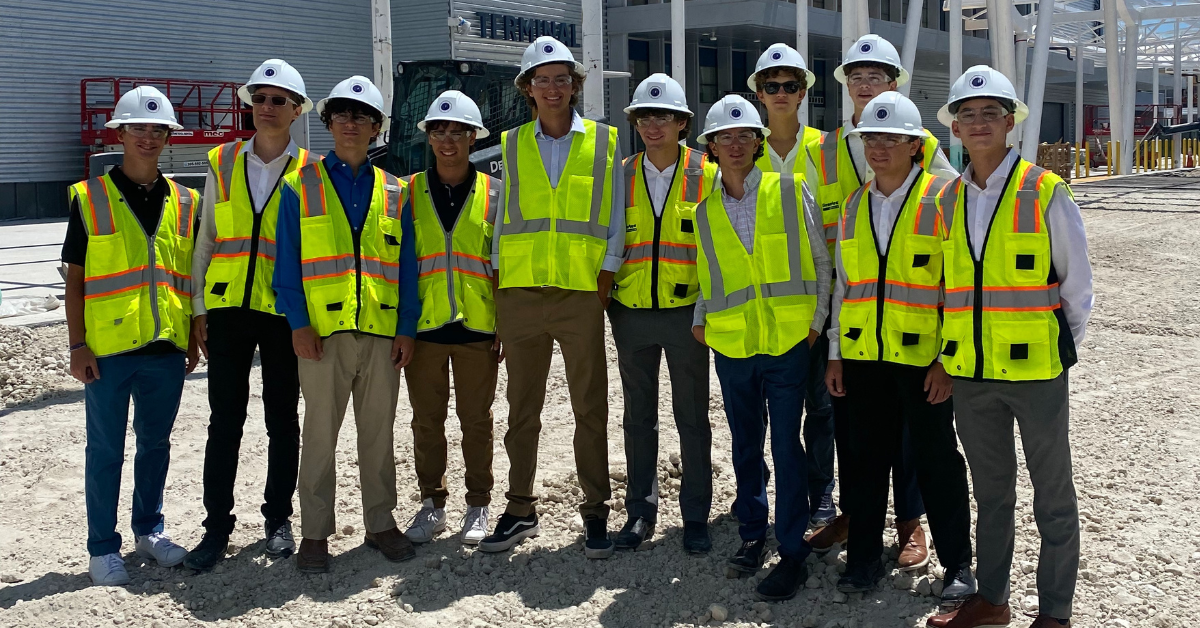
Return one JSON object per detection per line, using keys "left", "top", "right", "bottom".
{"left": 265, "top": 521, "right": 295, "bottom": 557}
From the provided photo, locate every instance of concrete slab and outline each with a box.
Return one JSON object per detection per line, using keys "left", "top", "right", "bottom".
{"left": 0, "top": 218, "right": 67, "bottom": 302}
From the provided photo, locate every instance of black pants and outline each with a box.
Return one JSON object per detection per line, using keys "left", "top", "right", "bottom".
{"left": 842, "top": 360, "right": 973, "bottom": 573}
{"left": 201, "top": 308, "right": 300, "bottom": 536}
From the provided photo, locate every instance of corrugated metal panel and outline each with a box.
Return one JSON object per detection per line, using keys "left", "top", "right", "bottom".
{"left": 0, "top": 0, "right": 399, "bottom": 185}
{"left": 393, "top": 0, "right": 452, "bottom": 61}
{"left": 449, "top": 0, "right": 583, "bottom": 66}
{"left": 907, "top": 70, "right": 952, "bottom": 144}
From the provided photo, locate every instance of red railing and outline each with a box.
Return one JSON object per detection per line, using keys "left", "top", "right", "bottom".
{"left": 1085, "top": 104, "right": 1183, "bottom": 138}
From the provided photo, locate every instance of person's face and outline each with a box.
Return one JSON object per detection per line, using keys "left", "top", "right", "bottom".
{"left": 329, "top": 108, "right": 381, "bottom": 152}
{"left": 117, "top": 124, "right": 169, "bottom": 162}
{"left": 528, "top": 64, "right": 576, "bottom": 115}
{"left": 862, "top": 133, "right": 920, "bottom": 177}
{"left": 427, "top": 121, "right": 476, "bottom": 169}
{"left": 634, "top": 111, "right": 686, "bottom": 152}
{"left": 756, "top": 71, "right": 807, "bottom": 119}
{"left": 251, "top": 86, "right": 301, "bottom": 134}
{"left": 708, "top": 128, "right": 761, "bottom": 172}
{"left": 846, "top": 67, "right": 897, "bottom": 112}
{"left": 950, "top": 98, "right": 1015, "bottom": 154}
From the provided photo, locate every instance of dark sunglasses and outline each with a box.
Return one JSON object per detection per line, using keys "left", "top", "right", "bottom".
{"left": 251, "top": 94, "right": 296, "bottom": 107}
{"left": 761, "top": 81, "right": 803, "bottom": 95}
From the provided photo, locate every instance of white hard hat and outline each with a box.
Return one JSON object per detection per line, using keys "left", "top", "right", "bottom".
{"left": 316, "top": 76, "right": 390, "bottom": 132}
{"left": 105, "top": 85, "right": 183, "bottom": 130}
{"left": 833, "top": 35, "right": 910, "bottom": 87}
{"left": 937, "top": 65, "right": 1029, "bottom": 127}
{"left": 517, "top": 36, "right": 586, "bottom": 85}
{"left": 699, "top": 95, "right": 770, "bottom": 143}
{"left": 624, "top": 73, "right": 691, "bottom": 115}
{"left": 238, "top": 59, "right": 313, "bottom": 114}
{"left": 849, "top": 92, "right": 925, "bottom": 138}
{"left": 747, "top": 43, "right": 817, "bottom": 91}
{"left": 418, "top": 90, "right": 489, "bottom": 139}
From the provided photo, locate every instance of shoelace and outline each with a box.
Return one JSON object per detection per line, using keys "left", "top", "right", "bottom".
{"left": 461, "top": 508, "right": 489, "bottom": 532}
{"left": 101, "top": 554, "right": 125, "bottom": 572}
{"left": 406, "top": 508, "right": 441, "bottom": 531}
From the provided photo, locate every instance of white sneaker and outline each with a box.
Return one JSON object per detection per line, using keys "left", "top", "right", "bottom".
{"left": 404, "top": 499, "right": 447, "bottom": 544}
{"left": 135, "top": 532, "right": 187, "bottom": 567}
{"left": 461, "top": 506, "right": 490, "bottom": 545}
{"left": 89, "top": 553, "right": 130, "bottom": 586}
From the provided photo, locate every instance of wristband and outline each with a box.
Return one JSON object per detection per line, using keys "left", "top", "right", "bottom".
{"left": 69, "top": 342, "right": 87, "bottom": 352}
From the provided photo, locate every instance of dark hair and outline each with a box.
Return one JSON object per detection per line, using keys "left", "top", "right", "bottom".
{"left": 626, "top": 108, "right": 692, "bottom": 142}
{"left": 842, "top": 61, "right": 899, "bottom": 82}
{"left": 424, "top": 120, "right": 477, "bottom": 134}
{"left": 320, "top": 98, "right": 384, "bottom": 140}
{"left": 753, "top": 67, "right": 808, "bottom": 91}
{"left": 703, "top": 128, "right": 766, "bottom": 165}
{"left": 515, "top": 62, "right": 586, "bottom": 112}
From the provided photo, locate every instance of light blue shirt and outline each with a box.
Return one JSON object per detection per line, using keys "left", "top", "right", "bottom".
{"left": 490, "top": 111, "right": 625, "bottom": 274}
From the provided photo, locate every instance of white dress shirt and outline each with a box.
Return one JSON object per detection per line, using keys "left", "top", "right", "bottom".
{"left": 693, "top": 166, "right": 832, "bottom": 335}
{"left": 640, "top": 156, "right": 677, "bottom": 217}
{"left": 764, "top": 126, "right": 809, "bottom": 173}
{"left": 827, "top": 165, "right": 924, "bottom": 359}
{"left": 490, "top": 111, "right": 625, "bottom": 274}
{"left": 192, "top": 136, "right": 301, "bottom": 315}
{"left": 960, "top": 149, "right": 1094, "bottom": 349}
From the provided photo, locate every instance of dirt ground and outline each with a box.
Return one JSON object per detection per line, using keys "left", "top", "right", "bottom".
{"left": 1, "top": 173, "right": 1198, "bottom": 628}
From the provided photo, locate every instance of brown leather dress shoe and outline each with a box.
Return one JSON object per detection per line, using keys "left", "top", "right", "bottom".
{"left": 365, "top": 527, "right": 417, "bottom": 562}
{"left": 896, "top": 518, "right": 930, "bottom": 571}
{"left": 296, "top": 538, "right": 330, "bottom": 573}
{"left": 807, "top": 514, "right": 849, "bottom": 553}
{"left": 926, "top": 594, "right": 1012, "bottom": 628}
{"left": 1029, "top": 616, "right": 1071, "bottom": 628}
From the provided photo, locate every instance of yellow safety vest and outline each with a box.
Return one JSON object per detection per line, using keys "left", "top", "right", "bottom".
{"left": 204, "top": 141, "right": 320, "bottom": 314}
{"left": 497, "top": 119, "right": 617, "bottom": 291}
{"left": 281, "top": 162, "right": 408, "bottom": 339}
{"left": 754, "top": 126, "right": 823, "bottom": 177}
{"left": 410, "top": 170, "right": 501, "bottom": 333}
{"left": 696, "top": 171, "right": 820, "bottom": 359}
{"left": 613, "top": 146, "right": 717, "bottom": 309}
{"left": 808, "top": 128, "right": 942, "bottom": 255}
{"left": 936, "top": 157, "right": 1076, "bottom": 381}
{"left": 837, "top": 170, "right": 952, "bottom": 366}
{"left": 68, "top": 174, "right": 198, "bottom": 357}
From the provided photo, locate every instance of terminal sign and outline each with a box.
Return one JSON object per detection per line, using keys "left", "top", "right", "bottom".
{"left": 476, "top": 12, "right": 578, "bottom": 47}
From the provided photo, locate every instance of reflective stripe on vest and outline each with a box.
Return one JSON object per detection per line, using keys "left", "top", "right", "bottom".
{"left": 502, "top": 123, "right": 610, "bottom": 239}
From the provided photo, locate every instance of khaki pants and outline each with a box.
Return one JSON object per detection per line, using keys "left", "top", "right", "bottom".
{"left": 297, "top": 333, "right": 400, "bottom": 540}
{"left": 404, "top": 339, "right": 498, "bottom": 508}
{"left": 496, "top": 287, "right": 611, "bottom": 519}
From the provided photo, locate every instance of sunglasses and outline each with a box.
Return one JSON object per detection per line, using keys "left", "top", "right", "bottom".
{"left": 251, "top": 94, "right": 296, "bottom": 107}
{"left": 761, "top": 81, "right": 803, "bottom": 95}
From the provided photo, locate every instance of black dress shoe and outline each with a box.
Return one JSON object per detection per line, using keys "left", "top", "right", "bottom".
{"left": 756, "top": 556, "right": 807, "bottom": 601}
{"left": 727, "top": 538, "right": 767, "bottom": 575}
{"left": 837, "top": 558, "right": 885, "bottom": 593}
{"left": 182, "top": 533, "right": 229, "bottom": 571}
{"left": 682, "top": 521, "right": 712, "bottom": 554}
{"left": 615, "top": 517, "right": 654, "bottom": 550}
{"left": 941, "top": 564, "right": 978, "bottom": 603}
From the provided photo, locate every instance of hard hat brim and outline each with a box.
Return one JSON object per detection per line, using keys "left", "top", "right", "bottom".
{"left": 746, "top": 68, "right": 818, "bottom": 91}
{"left": 104, "top": 118, "right": 184, "bottom": 131}
{"left": 513, "top": 60, "right": 589, "bottom": 87}
{"left": 833, "top": 64, "right": 910, "bottom": 87}
{"left": 699, "top": 123, "right": 771, "bottom": 144}
{"left": 848, "top": 126, "right": 927, "bottom": 138}
{"left": 937, "top": 98, "right": 1029, "bottom": 128}
{"left": 417, "top": 117, "right": 490, "bottom": 139}
{"left": 316, "top": 97, "right": 391, "bottom": 132}
{"left": 238, "top": 84, "right": 315, "bottom": 114}
{"left": 622, "top": 101, "right": 693, "bottom": 116}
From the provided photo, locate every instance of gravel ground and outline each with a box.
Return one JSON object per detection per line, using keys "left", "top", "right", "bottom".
{"left": 1, "top": 175, "right": 1198, "bottom": 628}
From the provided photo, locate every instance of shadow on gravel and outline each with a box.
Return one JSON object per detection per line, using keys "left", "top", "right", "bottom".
{"left": 0, "top": 571, "right": 92, "bottom": 609}
{"left": 0, "top": 387, "right": 84, "bottom": 418}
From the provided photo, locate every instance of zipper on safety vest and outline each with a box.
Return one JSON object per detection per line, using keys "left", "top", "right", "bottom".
{"left": 243, "top": 209, "right": 263, "bottom": 309}
{"left": 650, "top": 212, "right": 663, "bottom": 309}
{"left": 353, "top": 227, "right": 363, "bottom": 330}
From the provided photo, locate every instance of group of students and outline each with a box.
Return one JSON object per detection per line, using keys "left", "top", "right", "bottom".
{"left": 64, "top": 30, "right": 1091, "bottom": 628}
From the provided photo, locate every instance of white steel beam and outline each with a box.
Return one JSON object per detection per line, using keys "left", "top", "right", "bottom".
{"left": 672, "top": 0, "right": 686, "bottom": 92}
{"left": 900, "top": 0, "right": 926, "bottom": 97}
{"left": 1022, "top": 0, "right": 1057, "bottom": 160}
{"left": 371, "top": 0, "right": 392, "bottom": 148}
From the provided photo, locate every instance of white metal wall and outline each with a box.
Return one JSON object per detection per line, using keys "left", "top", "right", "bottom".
{"left": 449, "top": 0, "right": 583, "bottom": 66}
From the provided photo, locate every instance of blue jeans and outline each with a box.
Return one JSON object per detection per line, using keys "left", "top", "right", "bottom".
{"left": 714, "top": 341, "right": 812, "bottom": 560}
{"left": 803, "top": 332, "right": 836, "bottom": 519}
{"left": 84, "top": 352, "right": 185, "bottom": 556}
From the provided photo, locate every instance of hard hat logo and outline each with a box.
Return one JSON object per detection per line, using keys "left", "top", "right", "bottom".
{"left": 649, "top": 86, "right": 662, "bottom": 99}
{"left": 730, "top": 107, "right": 743, "bottom": 119}
{"left": 875, "top": 107, "right": 890, "bottom": 121}
{"left": 860, "top": 42, "right": 873, "bottom": 53}
{"left": 771, "top": 51, "right": 783, "bottom": 61}
{"left": 145, "top": 100, "right": 159, "bottom": 112}
{"left": 440, "top": 101, "right": 452, "bottom": 112}
{"left": 542, "top": 43, "right": 555, "bottom": 54}
{"left": 264, "top": 68, "right": 276, "bottom": 77}
{"left": 351, "top": 83, "right": 364, "bottom": 94}
{"left": 970, "top": 75, "right": 987, "bottom": 89}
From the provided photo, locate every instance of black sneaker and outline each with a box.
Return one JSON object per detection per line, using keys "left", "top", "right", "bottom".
{"left": 756, "top": 556, "right": 808, "bottom": 601}
{"left": 837, "top": 558, "right": 885, "bottom": 593}
{"left": 615, "top": 516, "right": 654, "bottom": 551}
{"left": 478, "top": 512, "right": 540, "bottom": 553}
{"left": 182, "top": 533, "right": 229, "bottom": 571}
{"left": 726, "top": 538, "right": 767, "bottom": 576}
{"left": 583, "top": 515, "right": 614, "bottom": 559}
{"left": 264, "top": 520, "right": 295, "bottom": 557}
{"left": 941, "top": 564, "right": 978, "bottom": 603}
{"left": 682, "top": 521, "right": 712, "bottom": 554}
{"left": 809, "top": 492, "right": 837, "bottom": 527}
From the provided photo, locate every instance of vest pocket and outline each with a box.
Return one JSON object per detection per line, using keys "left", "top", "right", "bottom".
{"left": 1003, "top": 233, "right": 1049, "bottom": 285}
{"left": 463, "top": 280, "right": 496, "bottom": 332}
{"left": 569, "top": 239, "right": 604, "bottom": 289}
{"left": 883, "top": 310, "right": 938, "bottom": 365}
{"left": 990, "top": 320, "right": 1052, "bottom": 380}
{"left": 903, "top": 234, "right": 943, "bottom": 286}
{"left": 566, "top": 175, "right": 595, "bottom": 222}
{"left": 838, "top": 239, "right": 861, "bottom": 284}
{"left": 306, "top": 284, "right": 353, "bottom": 334}
{"left": 940, "top": 315, "right": 973, "bottom": 376}
{"left": 940, "top": 238, "right": 963, "bottom": 291}
{"left": 299, "top": 214, "right": 338, "bottom": 260}
{"left": 362, "top": 283, "right": 398, "bottom": 333}
{"left": 613, "top": 266, "right": 646, "bottom": 307}
{"left": 498, "top": 239, "right": 535, "bottom": 286}
{"left": 838, "top": 305, "right": 874, "bottom": 360}
{"left": 759, "top": 233, "right": 791, "bottom": 284}
{"left": 705, "top": 308, "right": 746, "bottom": 355}
{"left": 90, "top": 297, "right": 143, "bottom": 351}
{"left": 214, "top": 200, "right": 237, "bottom": 238}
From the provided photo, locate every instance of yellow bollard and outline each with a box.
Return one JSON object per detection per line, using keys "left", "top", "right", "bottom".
{"left": 1107, "top": 141, "right": 1113, "bottom": 176}
{"left": 1075, "top": 142, "right": 1082, "bottom": 179}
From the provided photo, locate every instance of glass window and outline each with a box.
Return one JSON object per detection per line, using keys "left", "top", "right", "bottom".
{"left": 731, "top": 51, "right": 749, "bottom": 92}
{"left": 881, "top": 0, "right": 891, "bottom": 22}
{"left": 699, "top": 47, "right": 719, "bottom": 103}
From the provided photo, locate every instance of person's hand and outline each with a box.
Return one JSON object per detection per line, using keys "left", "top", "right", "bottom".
{"left": 70, "top": 345, "right": 100, "bottom": 384}
{"left": 807, "top": 328, "right": 819, "bottom": 348}
{"left": 186, "top": 337, "right": 200, "bottom": 374}
{"left": 596, "top": 270, "right": 614, "bottom": 309}
{"left": 492, "top": 335, "right": 505, "bottom": 364}
{"left": 192, "top": 314, "right": 209, "bottom": 359}
{"left": 691, "top": 325, "right": 707, "bottom": 347}
{"left": 924, "top": 361, "right": 953, "bottom": 404}
{"left": 392, "top": 335, "right": 415, "bottom": 370}
{"left": 292, "top": 326, "right": 323, "bottom": 361}
{"left": 825, "top": 359, "right": 846, "bottom": 397}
